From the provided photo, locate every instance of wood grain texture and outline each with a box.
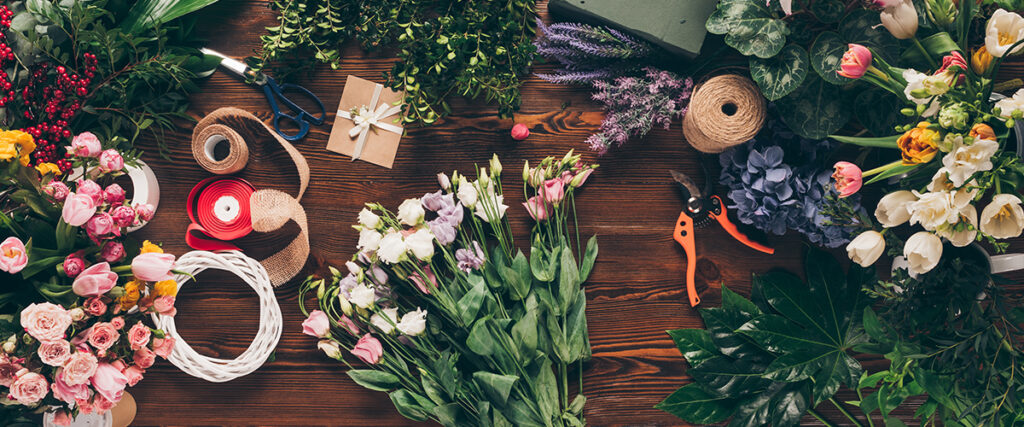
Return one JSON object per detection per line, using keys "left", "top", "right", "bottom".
{"left": 121, "top": 1, "right": 1024, "bottom": 425}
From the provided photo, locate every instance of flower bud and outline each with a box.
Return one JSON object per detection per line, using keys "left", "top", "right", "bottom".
{"left": 489, "top": 154, "right": 502, "bottom": 177}
{"left": 900, "top": 108, "right": 916, "bottom": 116}
{"left": 338, "top": 293, "right": 353, "bottom": 316}
{"left": 478, "top": 169, "right": 490, "bottom": 188}
{"left": 318, "top": 340, "right": 342, "bottom": 359}
{"left": 880, "top": 0, "right": 919, "bottom": 39}
{"left": 972, "top": 46, "right": 993, "bottom": 75}
{"left": 437, "top": 172, "right": 451, "bottom": 191}
{"left": 2, "top": 341, "right": 14, "bottom": 353}
{"left": 69, "top": 308, "right": 85, "bottom": 322}
{"left": 522, "top": 161, "right": 530, "bottom": 182}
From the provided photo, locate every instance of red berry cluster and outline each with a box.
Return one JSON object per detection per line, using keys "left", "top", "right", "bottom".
{"left": 0, "top": 5, "right": 96, "bottom": 172}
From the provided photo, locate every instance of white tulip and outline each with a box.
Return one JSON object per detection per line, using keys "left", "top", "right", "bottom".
{"left": 880, "top": 0, "right": 918, "bottom": 39}
{"left": 986, "top": 9, "right": 1024, "bottom": 57}
{"left": 396, "top": 198, "right": 425, "bottom": 226}
{"left": 377, "top": 231, "right": 407, "bottom": 264}
{"left": 457, "top": 179, "right": 479, "bottom": 208}
{"left": 980, "top": 193, "right": 1024, "bottom": 238}
{"left": 846, "top": 231, "right": 886, "bottom": 267}
{"left": 357, "top": 229, "right": 382, "bottom": 253}
{"left": 994, "top": 88, "right": 1024, "bottom": 118}
{"left": 397, "top": 308, "right": 428, "bottom": 336}
{"left": 909, "top": 191, "right": 959, "bottom": 231}
{"left": 404, "top": 228, "right": 435, "bottom": 261}
{"left": 349, "top": 283, "right": 377, "bottom": 309}
{"left": 903, "top": 232, "right": 943, "bottom": 275}
{"left": 937, "top": 204, "right": 978, "bottom": 247}
{"left": 940, "top": 138, "right": 998, "bottom": 187}
{"left": 370, "top": 307, "right": 399, "bottom": 334}
{"left": 317, "top": 340, "right": 342, "bottom": 359}
{"left": 358, "top": 208, "right": 381, "bottom": 229}
{"left": 875, "top": 190, "right": 918, "bottom": 227}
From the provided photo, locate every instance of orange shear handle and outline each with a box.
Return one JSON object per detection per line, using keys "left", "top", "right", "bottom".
{"left": 708, "top": 196, "right": 775, "bottom": 255}
{"left": 673, "top": 211, "right": 700, "bottom": 307}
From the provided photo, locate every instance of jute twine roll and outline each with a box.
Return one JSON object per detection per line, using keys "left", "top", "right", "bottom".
{"left": 683, "top": 74, "right": 766, "bottom": 153}
{"left": 193, "top": 123, "right": 249, "bottom": 174}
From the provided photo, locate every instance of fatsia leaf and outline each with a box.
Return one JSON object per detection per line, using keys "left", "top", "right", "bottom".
{"left": 700, "top": 306, "right": 773, "bottom": 363}
{"left": 753, "top": 271, "right": 833, "bottom": 343}
{"left": 655, "top": 383, "right": 735, "bottom": 424}
{"left": 687, "top": 356, "right": 772, "bottom": 397}
{"left": 749, "top": 44, "right": 808, "bottom": 101}
{"left": 810, "top": 352, "right": 861, "bottom": 403}
{"left": 667, "top": 329, "right": 719, "bottom": 367}
{"left": 737, "top": 314, "right": 834, "bottom": 354}
{"left": 730, "top": 381, "right": 812, "bottom": 427}
{"left": 721, "top": 285, "right": 762, "bottom": 319}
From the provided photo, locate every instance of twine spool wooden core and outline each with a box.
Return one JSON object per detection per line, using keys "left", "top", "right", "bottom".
{"left": 683, "top": 74, "right": 767, "bottom": 153}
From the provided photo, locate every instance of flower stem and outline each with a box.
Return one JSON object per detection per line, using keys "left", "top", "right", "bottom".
{"left": 808, "top": 408, "right": 839, "bottom": 427}
{"left": 829, "top": 397, "right": 865, "bottom": 427}
{"left": 912, "top": 37, "right": 939, "bottom": 69}
{"left": 862, "top": 160, "right": 904, "bottom": 177}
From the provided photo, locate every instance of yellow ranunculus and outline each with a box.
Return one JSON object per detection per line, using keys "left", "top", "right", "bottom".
{"left": 0, "top": 130, "right": 34, "bottom": 165}
{"left": 897, "top": 122, "right": 940, "bottom": 165}
{"left": 972, "top": 46, "right": 993, "bottom": 74}
{"left": 140, "top": 240, "right": 163, "bottom": 254}
{"left": 154, "top": 280, "right": 178, "bottom": 297}
{"left": 35, "top": 162, "right": 60, "bottom": 176}
{"left": 120, "top": 280, "right": 141, "bottom": 307}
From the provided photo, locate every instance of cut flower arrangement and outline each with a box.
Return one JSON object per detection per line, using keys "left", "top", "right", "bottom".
{"left": 300, "top": 152, "right": 598, "bottom": 426}
{"left": 0, "top": 131, "right": 178, "bottom": 425}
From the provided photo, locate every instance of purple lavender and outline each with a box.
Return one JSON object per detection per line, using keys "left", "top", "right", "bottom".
{"left": 534, "top": 19, "right": 655, "bottom": 85}
{"left": 585, "top": 67, "right": 693, "bottom": 154}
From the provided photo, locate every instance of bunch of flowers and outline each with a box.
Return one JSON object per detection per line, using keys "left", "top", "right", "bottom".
{"left": 585, "top": 67, "right": 693, "bottom": 154}
{"left": 832, "top": 5, "right": 1024, "bottom": 275}
{"left": 0, "top": 130, "right": 176, "bottom": 424}
{"left": 300, "top": 152, "right": 598, "bottom": 427}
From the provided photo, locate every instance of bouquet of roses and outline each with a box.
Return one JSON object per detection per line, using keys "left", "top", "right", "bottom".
{"left": 300, "top": 152, "right": 598, "bottom": 426}
{"left": 829, "top": 2, "right": 1024, "bottom": 275}
{"left": 0, "top": 130, "right": 177, "bottom": 425}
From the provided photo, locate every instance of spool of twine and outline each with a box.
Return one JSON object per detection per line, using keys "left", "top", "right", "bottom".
{"left": 192, "top": 123, "right": 249, "bottom": 174}
{"left": 683, "top": 74, "right": 767, "bottom": 153}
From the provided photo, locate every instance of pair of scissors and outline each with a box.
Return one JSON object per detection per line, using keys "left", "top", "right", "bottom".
{"left": 671, "top": 169, "right": 774, "bottom": 307}
{"left": 201, "top": 48, "right": 326, "bottom": 141}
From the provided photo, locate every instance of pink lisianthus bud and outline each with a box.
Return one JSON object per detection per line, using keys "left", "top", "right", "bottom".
{"left": 67, "top": 132, "right": 102, "bottom": 158}
{"left": 99, "top": 241, "right": 125, "bottom": 263}
{"left": 350, "top": 334, "right": 383, "bottom": 365}
{"left": 109, "top": 205, "right": 136, "bottom": 228}
{"left": 523, "top": 196, "right": 549, "bottom": 221}
{"left": 511, "top": 123, "right": 530, "bottom": 140}
{"left": 44, "top": 181, "right": 70, "bottom": 201}
{"left": 133, "top": 203, "right": 155, "bottom": 222}
{"left": 97, "top": 149, "right": 124, "bottom": 173}
{"left": 62, "top": 255, "right": 85, "bottom": 278}
{"left": 103, "top": 184, "right": 126, "bottom": 205}
{"left": 541, "top": 178, "right": 565, "bottom": 204}
{"left": 838, "top": 44, "right": 873, "bottom": 79}
{"left": 75, "top": 179, "right": 103, "bottom": 205}
{"left": 832, "top": 161, "right": 863, "bottom": 198}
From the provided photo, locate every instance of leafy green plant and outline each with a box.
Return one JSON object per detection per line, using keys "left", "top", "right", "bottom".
{"left": 252, "top": 0, "right": 538, "bottom": 126}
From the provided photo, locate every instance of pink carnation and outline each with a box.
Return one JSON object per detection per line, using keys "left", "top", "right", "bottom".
{"left": 44, "top": 181, "right": 70, "bottom": 201}
{"left": 110, "top": 205, "right": 136, "bottom": 228}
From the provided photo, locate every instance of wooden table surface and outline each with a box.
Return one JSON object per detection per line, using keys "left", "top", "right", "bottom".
{"left": 123, "top": 1, "right": 1024, "bottom": 426}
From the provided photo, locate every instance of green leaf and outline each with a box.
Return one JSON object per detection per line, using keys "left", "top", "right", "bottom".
{"left": 467, "top": 316, "right": 495, "bottom": 356}
{"left": 578, "top": 236, "right": 598, "bottom": 283}
{"left": 776, "top": 74, "right": 850, "bottom": 139}
{"left": 55, "top": 219, "right": 75, "bottom": 252}
{"left": 700, "top": 306, "right": 772, "bottom": 362}
{"left": 432, "top": 403, "right": 463, "bottom": 427}
{"left": 499, "top": 262, "right": 530, "bottom": 301}
{"left": 565, "top": 291, "right": 588, "bottom": 361}
{"left": 655, "top": 383, "right": 735, "bottom": 423}
{"left": 507, "top": 398, "right": 544, "bottom": 427}
{"left": 749, "top": 44, "right": 809, "bottom": 101}
{"left": 122, "top": 0, "right": 220, "bottom": 33}
{"left": 472, "top": 372, "right": 518, "bottom": 405}
{"left": 389, "top": 389, "right": 432, "bottom": 421}
{"left": 839, "top": 9, "right": 899, "bottom": 62}
{"left": 530, "top": 245, "right": 555, "bottom": 282}
{"left": 347, "top": 369, "right": 401, "bottom": 392}
{"left": 721, "top": 285, "right": 762, "bottom": 319}
{"left": 558, "top": 244, "right": 579, "bottom": 313}
{"left": 853, "top": 88, "right": 904, "bottom": 136}
{"left": 687, "top": 356, "right": 772, "bottom": 397}
{"left": 19, "top": 256, "right": 64, "bottom": 280}
{"left": 808, "top": 32, "right": 849, "bottom": 85}
{"left": 810, "top": 0, "right": 844, "bottom": 23}
{"left": 667, "top": 329, "right": 719, "bottom": 367}
{"left": 732, "top": 381, "right": 812, "bottom": 427}
{"left": 546, "top": 310, "right": 570, "bottom": 363}
{"left": 706, "top": 0, "right": 789, "bottom": 58}
{"left": 900, "top": 32, "right": 958, "bottom": 65}
{"left": 457, "top": 277, "right": 488, "bottom": 325}
{"left": 511, "top": 307, "right": 539, "bottom": 357}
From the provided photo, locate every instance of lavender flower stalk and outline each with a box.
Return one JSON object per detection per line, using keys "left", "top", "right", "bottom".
{"left": 534, "top": 18, "right": 655, "bottom": 85}
{"left": 586, "top": 67, "right": 693, "bottom": 154}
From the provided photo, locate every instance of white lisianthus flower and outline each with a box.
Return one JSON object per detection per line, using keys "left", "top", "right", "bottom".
{"left": 349, "top": 283, "right": 377, "bottom": 309}
{"left": 994, "top": 88, "right": 1024, "bottom": 118}
{"left": 902, "top": 69, "right": 941, "bottom": 116}
{"left": 846, "top": 231, "right": 886, "bottom": 267}
{"left": 909, "top": 191, "right": 959, "bottom": 231}
{"left": 474, "top": 184, "right": 509, "bottom": 223}
{"left": 437, "top": 173, "right": 451, "bottom": 191}
{"left": 317, "top": 340, "right": 342, "bottom": 359}
{"left": 396, "top": 198, "right": 425, "bottom": 226}
{"left": 357, "top": 229, "right": 382, "bottom": 252}
{"left": 941, "top": 138, "right": 998, "bottom": 187}
{"left": 903, "top": 231, "right": 943, "bottom": 275}
{"left": 345, "top": 261, "right": 362, "bottom": 276}
{"left": 370, "top": 307, "right": 399, "bottom": 334}
{"left": 358, "top": 208, "right": 381, "bottom": 229}
{"left": 405, "top": 228, "right": 435, "bottom": 261}
{"left": 986, "top": 9, "right": 1024, "bottom": 57}
{"left": 980, "top": 193, "right": 1024, "bottom": 238}
{"left": 397, "top": 308, "right": 428, "bottom": 336}
{"left": 937, "top": 204, "right": 978, "bottom": 247}
{"left": 457, "top": 179, "right": 479, "bottom": 208}
{"left": 875, "top": 190, "right": 918, "bottom": 227}
{"left": 377, "top": 231, "right": 407, "bottom": 264}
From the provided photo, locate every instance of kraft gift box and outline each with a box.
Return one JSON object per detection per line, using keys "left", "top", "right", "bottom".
{"left": 327, "top": 75, "right": 405, "bottom": 168}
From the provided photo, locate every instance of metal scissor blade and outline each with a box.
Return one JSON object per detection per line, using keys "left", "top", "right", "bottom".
{"left": 201, "top": 48, "right": 250, "bottom": 79}
{"left": 670, "top": 169, "right": 703, "bottom": 200}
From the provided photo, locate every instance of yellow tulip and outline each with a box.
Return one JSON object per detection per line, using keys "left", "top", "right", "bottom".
{"left": 897, "top": 122, "right": 940, "bottom": 165}
{"left": 972, "top": 46, "right": 993, "bottom": 74}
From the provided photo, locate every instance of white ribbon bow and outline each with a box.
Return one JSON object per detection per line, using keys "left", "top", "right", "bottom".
{"left": 337, "top": 83, "right": 403, "bottom": 161}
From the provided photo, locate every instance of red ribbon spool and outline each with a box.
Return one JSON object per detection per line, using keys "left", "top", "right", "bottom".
{"left": 186, "top": 176, "right": 256, "bottom": 251}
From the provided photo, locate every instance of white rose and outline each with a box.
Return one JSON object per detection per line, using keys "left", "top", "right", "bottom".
{"left": 980, "top": 193, "right": 1024, "bottom": 238}
{"left": 348, "top": 283, "right": 377, "bottom": 309}
{"left": 396, "top": 198, "right": 425, "bottom": 226}
{"left": 457, "top": 179, "right": 478, "bottom": 208}
{"left": 357, "top": 229, "right": 382, "bottom": 253}
{"left": 68, "top": 308, "right": 85, "bottom": 322}
{"left": 909, "top": 191, "right": 959, "bottom": 231}
{"left": 902, "top": 69, "right": 942, "bottom": 116}
{"left": 986, "top": 9, "right": 1024, "bottom": 57}
{"left": 875, "top": 190, "right": 918, "bottom": 227}
{"left": 370, "top": 307, "right": 399, "bottom": 334}
{"left": 937, "top": 204, "right": 978, "bottom": 247}
{"left": 846, "top": 231, "right": 886, "bottom": 268}
{"left": 358, "top": 208, "right": 381, "bottom": 229}
{"left": 397, "top": 308, "right": 428, "bottom": 336}
{"left": 405, "top": 228, "right": 435, "bottom": 261}
{"left": 903, "top": 231, "right": 943, "bottom": 275}
{"left": 995, "top": 88, "right": 1024, "bottom": 118}
{"left": 377, "top": 231, "right": 407, "bottom": 264}
{"left": 317, "top": 340, "right": 342, "bottom": 359}
{"left": 941, "top": 138, "right": 998, "bottom": 187}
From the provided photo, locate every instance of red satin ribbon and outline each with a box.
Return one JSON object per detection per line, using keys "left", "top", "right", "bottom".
{"left": 185, "top": 176, "right": 255, "bottom": 251}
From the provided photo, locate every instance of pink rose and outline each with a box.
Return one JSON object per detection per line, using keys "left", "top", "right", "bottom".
{"left": 87, "top": 322, "right": 119, "bottom": 351}
{"left": 541, "top": 178, "right": 565, "bottom": 204}
{"left": 127, "top": 322, "right": 150, "bottom": 350}
{"left": 99, "top": 241, "right": 125, "bottom": 263}
{"left": 20, "top": 302, "right": 72, "bottom": 343}
{"left": 350, "top": 333, "right": 383, "bottom": 365}
{"left": 90, "top": 362, "right": 128, "bottom": 403}
{"left": 153, "top": 295, "right": 176, "bottom": 317}
{"left": 86, "top": 212, "right": 118, "bottom": 238}
{"left": 103, "top": 183, "right": 126, "bottom": 205}
{"left": 61, "top": 351, "right": 98, "bottom": 386}
{"left": 110, "top": 205, "right": 136, "bottom": 227}
{"left": 67, "top": 132, "right": 102, "bottom": 157}
{"left": 51, "top": 369, "right": 90, "bottom": 404}
{"left": 133, "top": 347, "right": 156, "bottom": 369}
{"left": 72, "top": 262, "right": 118, "bottom": 297}
{"left": 83, "top": 296, "right": 107, "bottom": 316}
{"left": 38, "top": 340, "right": 72, "bottom": 366}
{"left": 62, "top": 255, "right": 85, "bottom": 278}
{"left": 76, "top": 398, "right": 94, "bottom": 415}
{"left": 61, "top": 193, "right": 97, "bottom": 226}
{"left": 9, "top": 370, "right": 48, "bottom": 404}
{"left": 94, "top": 395, "right": 117, "bottom": 414}
{"left": 134, "top": 203, "right": 155, "bottom": 222}
{"left": 151, "top": 337, "right": 175, "bottom": 359}
{"left": 302, "top": 310, "right": 330, "bottom": 338}
{"left": 110, "top": 317, "right": 125, "bottom": 330}
{"left": 44, "top": 181, "right": 70, "bottom": 201}
{"left": 131, "top": 252, "right": 175, "bottom": 282}
{"left": 97, "top": 149, "right": 123, "bottom": 173}
{"left": 0, "top": 236, "right": 28, "bottom": 274}
{"left": 523, "top": 196, "right": 549, "bottom": 221}
{"left": 75, "top": 179, "right": 103, "bottom": 205}
{"left": 52, "top": 410, "right": 72, "bottom": 426}
{"left": 122, "top": 365, "right": 144, "bottom": 387}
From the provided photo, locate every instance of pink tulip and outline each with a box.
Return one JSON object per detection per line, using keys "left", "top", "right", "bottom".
{"left": 131, "top": 252, "right": 175, "bottom": 282}
{"left": 61, "top": 193, "right": 97, "bottom": 227}
{"left": 98, "top": 149, "right": 124, "bottom": 173}
{"left": 67, "top": 132, "right": 102, "bottom": 158}
{"left": 72, "top": 262, "right": 118, "bottom": 297}
{"left": 302, "top": 310, "right": 331, "bottom": 338}
{"left": 350, "top": 334, "right": 383, "bottom": 365}
{"left": 838, "top": 44, "right": 872, "bottom": 79}
{"left": 832, "top": 161, "right": 863, "bottom": 198}
{"left": 523, "top": 196, "right": 549, "bottom": 221}
{"left": 0, "top": 237, "right": 28, "bottom": 274}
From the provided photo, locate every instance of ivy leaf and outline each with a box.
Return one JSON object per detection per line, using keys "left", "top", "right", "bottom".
{"left": 706, "top": 0, "right": 789, "bottom": 59}
{"left": 809, "top": 32, "right": 850, "bottom": 85}
{"left": 749, "top": 44, "right": 809, "bottom": 101}
{"left": 854, "top": 87, "right": 904, "bottom": 136}
{"left": 776, "top": 73, "right": 851, "bottom": 139}
{"left": 655, "top": 383, "right": 735, "bottom": 424}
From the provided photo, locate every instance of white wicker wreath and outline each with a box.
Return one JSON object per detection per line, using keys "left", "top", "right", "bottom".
{"left": 151, "top": 250, "right": 283, "bottom": 382}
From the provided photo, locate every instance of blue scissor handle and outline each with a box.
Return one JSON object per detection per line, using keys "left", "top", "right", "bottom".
{"left": 261, "top": 76, "right": 326, "bottom": 141}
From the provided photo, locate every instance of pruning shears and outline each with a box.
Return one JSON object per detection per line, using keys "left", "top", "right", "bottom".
{"left": 671, "top": 169, "right": 774, "bottom": 307}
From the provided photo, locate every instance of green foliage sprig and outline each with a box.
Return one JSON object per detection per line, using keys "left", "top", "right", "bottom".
{"left": 252, "top": 0, "right": 538, "bottom": 126}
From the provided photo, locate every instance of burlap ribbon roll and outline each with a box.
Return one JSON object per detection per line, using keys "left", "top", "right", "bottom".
{"left": 683, "top": 74, "right": 767, "bottom": 153}
{"left": 188, "top": 107, "right": 311, "bottom": 286}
